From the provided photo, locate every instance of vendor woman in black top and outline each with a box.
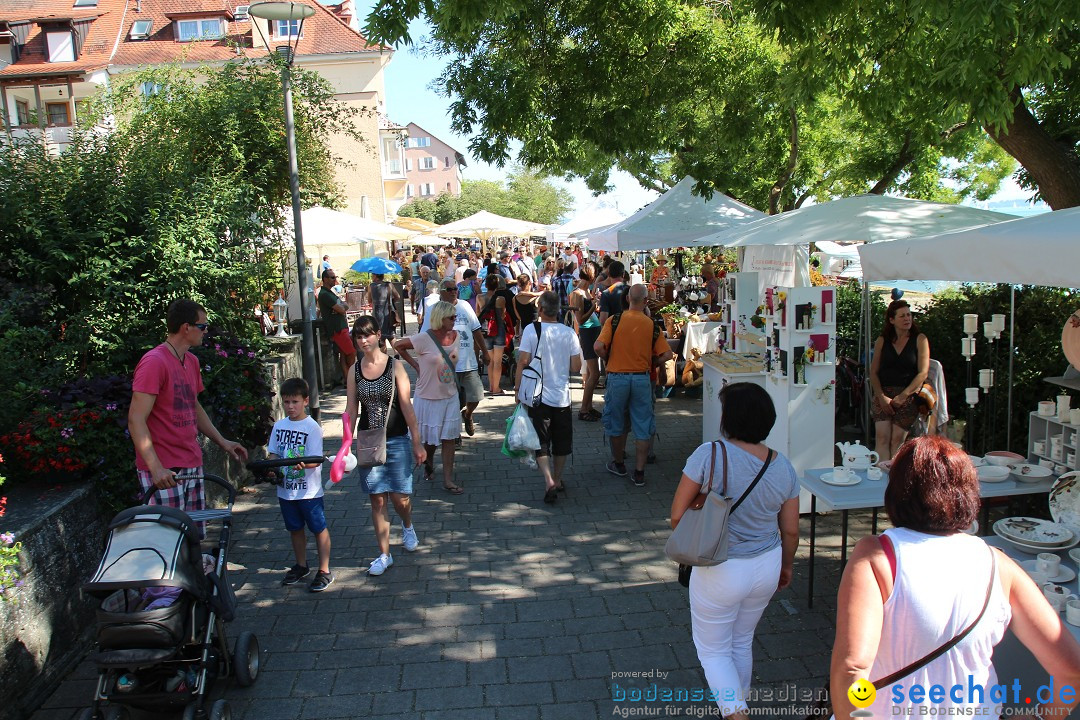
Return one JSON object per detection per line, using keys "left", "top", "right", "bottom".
{"left": 868, "top": 299, "right": 930, "bottom": 460}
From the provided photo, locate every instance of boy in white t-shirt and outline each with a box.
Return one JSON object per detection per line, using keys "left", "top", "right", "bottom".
{"left": 267, "top": 378, "right": 333, "bottom": 592}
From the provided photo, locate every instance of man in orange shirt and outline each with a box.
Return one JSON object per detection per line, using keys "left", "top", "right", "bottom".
{"left": 594, "top": 283, "right": 672, "bottom": 486}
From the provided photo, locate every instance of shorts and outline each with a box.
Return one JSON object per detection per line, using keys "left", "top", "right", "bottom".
{"left": 137, "top": 466, "right": 206, "bottom": 538}
{"left": 872, "top": 385, "right": 919, "bottom": 432}
{"left": 527, "top": 403, "right": 573, "bottom": 458}
{"left": 331, "top": 327, "right": 355, "bottom": 357}
{"left": 359, "top": 435, "right": 414, "bottom": 495}
{"left": 457, "top": 369, "right": 484, "bottom": 404}
{"left": 485, "top": 332, "right": 506, "bottom": 350}
{"left": 602, "top": 372, "right": 655, "bottom": 440}
{"left": 580, "top": 325, "right": 601, "bottom": 361}
{"left": 278, "top": 496, "right": 328, "bottom": 534}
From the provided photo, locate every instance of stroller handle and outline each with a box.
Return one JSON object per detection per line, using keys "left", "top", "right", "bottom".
{"left": 140, "top": 473, "right": 236, "bottom": 505}
{"left": 246, "top": 456, "right": 329, "bottom": 470}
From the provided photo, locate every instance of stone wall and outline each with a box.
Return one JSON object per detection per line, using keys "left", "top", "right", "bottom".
{"left": 0, "top": 484, "right": 106, "bottom": 720}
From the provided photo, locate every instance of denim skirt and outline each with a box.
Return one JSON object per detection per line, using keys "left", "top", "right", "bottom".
{"left": 358, "top": 434, "right": 413, "bottom": 495}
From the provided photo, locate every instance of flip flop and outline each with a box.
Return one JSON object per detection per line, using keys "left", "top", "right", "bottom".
{"left": 443, "top": 483, "right": 465, "bottom": 495}
{"left": 543, "top": 488, "right": 558, "bottom": 504}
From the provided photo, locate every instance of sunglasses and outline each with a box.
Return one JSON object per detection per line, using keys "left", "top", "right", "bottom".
{"left": 441, "top": 286, "right": 458, "bottom": 293}
{"left": 192, "top": 323, "right": 209, "bottom": 331}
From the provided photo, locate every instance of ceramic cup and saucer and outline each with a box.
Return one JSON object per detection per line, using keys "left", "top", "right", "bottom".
{"left": 821, "top": 467, "right": 863, "bottom": 486}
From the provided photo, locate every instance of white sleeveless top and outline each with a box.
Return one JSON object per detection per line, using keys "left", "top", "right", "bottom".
{"left": 864, "top": 528, "right": 1011, "bottom": 717}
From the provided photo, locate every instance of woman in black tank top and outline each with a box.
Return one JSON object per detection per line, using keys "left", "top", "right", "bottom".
{"left": 869, "top": 300, "right": 931, "bottom": 459}
{"left": 346, "top": 315, "right": 427, "bottom": 575}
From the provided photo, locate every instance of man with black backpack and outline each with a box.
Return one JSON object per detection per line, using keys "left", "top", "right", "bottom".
{"left": 594, "top": 283, "right": 672, "bottom": 487}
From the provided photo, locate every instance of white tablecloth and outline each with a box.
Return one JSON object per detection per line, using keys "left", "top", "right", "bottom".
{"left": 681, "top": 321, "right": 724, "bottom": 359}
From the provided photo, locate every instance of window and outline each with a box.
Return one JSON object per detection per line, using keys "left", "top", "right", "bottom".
{"left": 45, "top": 101, "right": 69, "bottom": 126}
{"left": 130, "top": 19, "right": 153, "bottom": 39}
{"left": 177, "top": 18, "right": 224, "bottom": 41}
{"left": 405, "top": 184, "right": 413, "bottom": 198}
{"left": 404, "top": 157, "right": 411, "bottom": 171}
{"left": 420, "top": 183, "right": 434, "bottom": 196}
{"left": 15, "top": 100, "right": 30, "bottom": 126}
{"left": 141, "top": 81, "right": 162, "bottom": 96}
{"left": 46, "top": 31, "right": 75, "bottom": 62}
{"left": 275, "top": 19, "right": 300, "bottom": 37}
{"left": 445, "top": 156, "right": 450, "bottom": 168}
{"left": 73, "top": 0, "right": 98, "bottom": 6}
{"left": 421, "top": 157, "right": 435, "bottom": 170}
{"left": 406, "top": 137, "right": 430, "bottom": 148}
{"left": 234, "top": 5, "right": 250, "bottom": 21}
{"left": 446, "top": 182, "right": 452, "bottom": 192}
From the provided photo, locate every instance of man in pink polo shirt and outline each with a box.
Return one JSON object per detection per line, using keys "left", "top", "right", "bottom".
{"left": 128, "top": 300, "right": 249, "bottom": 519}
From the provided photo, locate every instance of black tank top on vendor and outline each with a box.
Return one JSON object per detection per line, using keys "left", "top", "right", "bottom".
{"left": 878, "top": 333, "right": 919, "bottom": 388}
{"left": 355, "top": 357, "right": 408, "bottom": 438}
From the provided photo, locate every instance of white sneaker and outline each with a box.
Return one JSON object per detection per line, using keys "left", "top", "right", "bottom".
{"left": 368, "top": 553, "right": 393, "bottom": 576}
{"left": 402, "top": 524, "right": 419, "bottom": 552}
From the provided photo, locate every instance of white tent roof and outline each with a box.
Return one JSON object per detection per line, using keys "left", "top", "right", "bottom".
{"left": 858, "top": 207, "right": 1077, "bottom": 287}
{"left": 697, "top": 194, "right": 1014, "bottom": 248}
{"left": 548, "top": 202, "right": 626, "bottom": 244}
{"left": 300, "top": 206, "right": 413, "bottom": 246}
{"left": 580, "top": 177, "right": 765, "bottom": 252}
{"left": 434, "top": 210, "right": 547, "bottom": 239}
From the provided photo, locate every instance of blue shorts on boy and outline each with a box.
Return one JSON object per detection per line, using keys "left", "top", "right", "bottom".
{"left": 267, "top": 415, "right": 325, "bottom": 532}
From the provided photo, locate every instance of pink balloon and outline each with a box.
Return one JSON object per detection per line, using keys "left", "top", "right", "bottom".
{"left": 329, "top": 411, "right": 353, "bottom": 484}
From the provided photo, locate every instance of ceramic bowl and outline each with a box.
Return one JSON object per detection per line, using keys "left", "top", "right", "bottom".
{"left": 1009, "top": 463, "right": 1055, "bottom": 483}
{"left": 1068, "top": 548, "right": 1080, "bottom": 566}
{"left": 977, "top": 465, "right": 1011, "bottom": 483}
{"left": 985, "top": 451, "right": 1026, "bottom": 466}
{"left": 968, "top": 455, "right": 986, "bottom": 467}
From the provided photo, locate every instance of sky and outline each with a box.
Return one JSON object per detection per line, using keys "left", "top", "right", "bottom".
{"left": 348, "top": 6, "right": 1045, "bottom": 221}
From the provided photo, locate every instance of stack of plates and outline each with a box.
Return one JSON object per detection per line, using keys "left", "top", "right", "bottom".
{"left": 1049, "top": 472, "right": 1080, "bottom": 536}
{"left": 993, "top": 516, "right": 1079, "bottom": 554}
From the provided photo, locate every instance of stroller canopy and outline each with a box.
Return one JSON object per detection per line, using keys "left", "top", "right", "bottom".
{"left": 84, "top": 505, "right": 208, "bottom": 598}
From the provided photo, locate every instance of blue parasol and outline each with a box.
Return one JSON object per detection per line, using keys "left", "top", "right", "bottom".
{"left": 351, "top": 257, "right": 402, "bottom": 275}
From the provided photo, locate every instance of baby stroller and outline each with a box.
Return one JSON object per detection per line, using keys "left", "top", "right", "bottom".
{"left": 78, "top": 475, "right": 258, "bottom": 720}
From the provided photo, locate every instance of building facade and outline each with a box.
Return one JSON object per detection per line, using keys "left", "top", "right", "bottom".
{"left": 0, "top": 0, "right": 399, "bottom": 220}
{"left": 402, "top": 121, "right": 466, "bottom": 203}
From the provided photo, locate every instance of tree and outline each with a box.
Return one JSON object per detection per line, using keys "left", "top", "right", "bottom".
{"left": 396, "top": 169, "right": 572, "bottom": 223}
{"left": 363, "top": 0, "right": 1019, "bottom": 210}
{"left": 747, "top": 0, "right": 1080, "bottom": 208}
{"left": 0, "top": 59, "right": 362, "bottom": 375}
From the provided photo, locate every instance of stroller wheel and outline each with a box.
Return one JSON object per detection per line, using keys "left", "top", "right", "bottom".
{"left": 232, "top": 631, "right": 260, "bottom": 687}
{"left": 209, "top": 699, "right": 231, "bottom": 720}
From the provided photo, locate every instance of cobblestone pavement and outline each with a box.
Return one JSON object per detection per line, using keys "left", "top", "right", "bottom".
{"left": 32, "top": 336, "right": 886, "bottom": 720}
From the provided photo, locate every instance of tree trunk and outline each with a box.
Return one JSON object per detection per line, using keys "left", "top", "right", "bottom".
{"left": 986, "top": 86, "right": 1080, "bottom": 210}
{"left": 869, "top": 133, "right": 914, "bottom": 195}
{"left": 768, "top": 108, "right": 799, "bottom": 215}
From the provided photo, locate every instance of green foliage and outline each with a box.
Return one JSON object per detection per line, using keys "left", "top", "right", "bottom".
{"left": 190, "top": 331, "right": 275, "bottom": 450}
{"left": 918, "top": 285, "right": 1078, "bottom": 454}
{"left": 365, "top": 0, "right": 1017, "bottom": 211}
{"left": 398, "top": 169, "right": 573, "bottom": 224}
{"left": 0, "top": 462, "right": 21, "bottom": 603}
{"left": 0, "top": 60, "right": 350, "bottom": 505}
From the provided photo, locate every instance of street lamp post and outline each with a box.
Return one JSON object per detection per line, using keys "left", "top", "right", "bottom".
{"left": 248, "top": 2, "right": 320, "bottom": 419}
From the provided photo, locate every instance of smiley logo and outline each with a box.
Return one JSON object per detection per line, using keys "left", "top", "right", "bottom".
{"left": 847, "top": 678, "right": 876, "bottom": 708}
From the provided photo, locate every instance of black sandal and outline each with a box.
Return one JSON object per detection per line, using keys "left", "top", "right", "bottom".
{"left": 543, "top": 488, "right": 558, "bottom": 504}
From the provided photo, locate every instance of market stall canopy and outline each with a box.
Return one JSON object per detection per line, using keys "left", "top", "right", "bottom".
{"left": 301, "top": 206, "right": 414, "bottom": 246}
{"left": 392, "top": 216, "right": 439, "bottom": 233}
{"left": 400, "top": 234, "right": 452, "bottom": 247}
{"left": 433, "top": 210, "right": 548, "bottom": 239}
{"left": 857, "top": 207, "right": 1078, "bottom": 287}
{"left": 548, "top": 203, "right": 626, "bottom": 244}
{"left": 697, "top": 194, "right": 1014, "bottom": 248}
{"left": 579, "top": 177, "right": 765, "bottom": 252}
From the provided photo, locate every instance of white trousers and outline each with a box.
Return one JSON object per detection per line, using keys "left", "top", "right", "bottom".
{"left": 689, "top": 545, "right": 782, "bottom": 716}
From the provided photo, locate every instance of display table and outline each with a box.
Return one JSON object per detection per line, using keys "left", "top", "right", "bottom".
{"left": 986, "top": 535, "right": 1080, "bottom": 718}
{"left": 681, "top": 321, "right": 725, "bottom": 359}
{"left": 799, "top": 468, "right": 1056, "bottom": 607}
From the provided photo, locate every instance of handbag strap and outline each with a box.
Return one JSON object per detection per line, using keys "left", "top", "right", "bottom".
{"left": 382, "top": 357, "right": 397, "bottom": 430}
{"left": 427, "top": 329, "right": 462, "bottom": 392}
{"left": 730, "top": 446, "right": 772, "bottom": 512}
{"left": 871, "top": 544, "right": 997, "bottom": 689}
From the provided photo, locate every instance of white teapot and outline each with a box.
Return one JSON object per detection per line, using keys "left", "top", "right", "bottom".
{"left": 836, "top": 441, "right": 880, "bottom": 469}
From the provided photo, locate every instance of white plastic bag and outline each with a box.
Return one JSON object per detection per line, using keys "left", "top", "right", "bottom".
{"left": 507, "top": 404, "right": 541, "bottom": 452}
